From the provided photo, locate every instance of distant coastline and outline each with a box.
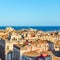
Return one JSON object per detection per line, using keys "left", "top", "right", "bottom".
{"left": 0, "top": 26, "right": 60, "bottom": 31}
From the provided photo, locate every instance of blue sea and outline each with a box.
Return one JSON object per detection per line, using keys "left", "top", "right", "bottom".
{"left": 0, "top": 26, "right": 60, "bottom": 31}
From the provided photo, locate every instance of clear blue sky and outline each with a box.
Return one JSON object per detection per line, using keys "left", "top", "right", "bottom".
{"left": 0, "top": 0, "right": 60, "bottom": 26}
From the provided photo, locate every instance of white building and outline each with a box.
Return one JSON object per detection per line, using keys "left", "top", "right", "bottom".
{"left": 0, "top": 39, "right": 19, "bottom": 60}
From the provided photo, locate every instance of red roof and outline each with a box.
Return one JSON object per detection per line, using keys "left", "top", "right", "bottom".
{"left": 42, "top": 53, "right": 48, "bottom": 57}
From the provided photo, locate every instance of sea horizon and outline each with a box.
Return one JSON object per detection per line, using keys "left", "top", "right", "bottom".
{"left": 0, "top": 26, "right": 60, "bottom": 31}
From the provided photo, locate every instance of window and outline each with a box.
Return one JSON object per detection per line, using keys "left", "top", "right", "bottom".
{"left": 7, "top": 46, "right": 9, "bottom": 50}
{"left": 25, "top": 57, "right": 26, "bottom": 60}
